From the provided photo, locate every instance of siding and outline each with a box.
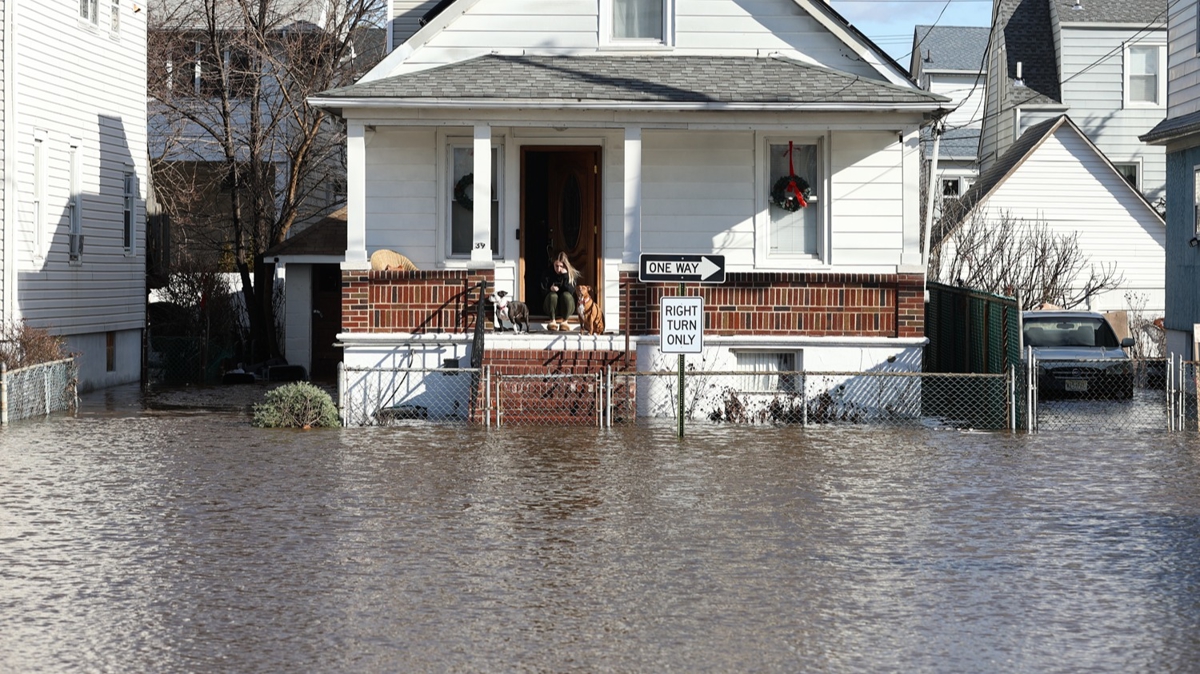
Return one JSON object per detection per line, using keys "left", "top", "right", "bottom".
{"left": 829, "top": 130, "right": 905, "bottom": 267}
{"left": 1058, "top": 25, "right": 1167, "bottom": 202}
{"left": 1164, "top": 146, "right": 1200, "bottom": 331}
{"left": 11, "top": 1, "right": 147, "bottom": 353}
{"left": 391, "top": 0, "right": 440, "bottom": 49}
{"left": 395, "top": 0, "right": 889, "bottom": 82}
{"left": 0, "top": 0, "right": 5, "bottom": 320}
{"left": 364, "top": 128, "right": 438, "bottom": 265}
{"left": 974, "top": 127, "right": 1165, "bottom": 312}
{"left": 930, "top": 72, "right": 985, "bottom": 131}
{"left": 1167, "top": 0, "right": 1200, "bottom": 118}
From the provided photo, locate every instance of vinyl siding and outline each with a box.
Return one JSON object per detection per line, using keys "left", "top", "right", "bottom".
{"left": 11, "top": 0, "right": 147, "bottom": 382}
{"left": 0, "top": 0, "right": 5, "bottom": 320}
{"left": 970, "top": 127, "right": 1165, "bottom": 313}
{"left": 1167, "top": 0, "right": 1200, "bottom": 118}
{"left": 1058, "top": 25, "right": 1167, "bottom": 202}
{"left": 393, "top": 0, "right": 889, "bottom": 82}
{"left": 929, "top": 72, "right": 985, "bottom": 131}
{"left": 391, "top": 0, "right": 440, "bottom": 49}
{"left": 1163, "top": 146, "right": 1200, "bottom": 331}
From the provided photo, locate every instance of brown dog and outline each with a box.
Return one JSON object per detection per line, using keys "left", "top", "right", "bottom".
{"left": 575, "top": 285, "right": 605, "bottom": 334}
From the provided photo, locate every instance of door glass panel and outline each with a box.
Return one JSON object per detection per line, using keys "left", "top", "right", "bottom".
{"left": 561, "top": 173, "right": 581, "bottom": 250}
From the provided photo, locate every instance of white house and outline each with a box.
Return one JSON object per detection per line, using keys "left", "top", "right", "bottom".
{"left": 1, "top": 0, "right": 148, "bottom": 391}
{"left": 310, "top": 0, "right": 948, "bottom": 423}
{"left": 980, "top": 0, "right": 1167, "bottom": 206}
{"left": 936, "top": 114, "right": 1165, "bottom": 314}
{"left": 1140, "top": 0, "right": 1200, "bottom": 357}
{"left": 909, "top": 25, "right": 989, "bottom": 207}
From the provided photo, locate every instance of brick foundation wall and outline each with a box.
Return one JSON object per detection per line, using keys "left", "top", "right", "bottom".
{"left": 619, "top": 271, "right": 924, "bottom": 338}
{"left": 342, "top": 269, "right": 495, "bottom": 334}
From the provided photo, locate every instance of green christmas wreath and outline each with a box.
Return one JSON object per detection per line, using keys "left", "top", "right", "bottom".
{"left": 454, "top": 173, "right": 474, "bottom": 210}
{"left": 770, "top": 174, "right": 811, "bottom": 212}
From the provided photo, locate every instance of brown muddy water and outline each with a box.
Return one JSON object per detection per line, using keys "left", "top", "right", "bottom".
{"left": 2, "top": 385, "right": 1200, "bottom": 673}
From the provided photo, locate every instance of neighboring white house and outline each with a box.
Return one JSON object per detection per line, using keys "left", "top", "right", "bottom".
{"left": 909, "top": 25, "right": 989, "bottom": 210}
{"left": 1, "top": 0, "right": 148, "bottom": 391}
{"left": 980, "top": 0, "right": 1167, "bottom": 206}
{"left": 310, "top": 0, "right": 948, "bottom": 422}
{"left": 1140, "top": 0, "right": 1200, "bottom": 357}
{"left": 936, "top": 114, "right": 1165, "bottom": 313}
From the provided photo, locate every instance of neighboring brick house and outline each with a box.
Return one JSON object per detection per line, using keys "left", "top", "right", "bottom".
{"left": 310, "top": 0, "right": 946, "bottom": 420}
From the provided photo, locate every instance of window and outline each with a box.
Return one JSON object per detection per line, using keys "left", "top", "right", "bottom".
{"left": 33, "top": 133, "right": 47, "bottom": 261}
{"left": 448, "top": 145, "right": 501, "bottom": 258}
{"left": 79, "top": 0, "right": 98, "bottom": 24}
{"left": 1126, "top": 44, "right": 1164, "bottom": 106}
{"left": 941, "top": 178, "right": 961, "bottom": 199}
{"left": 1114, "top": 162, "right": 1139, "bottom": 190}
{"left": 735, "top": 351, "right": 799, "bottom": 393}
{"left": 123, "top": 171, "right": 137, "bottom": 253}
{"left": 110, "top": 0, "right": 120, "bottom": 34}
{"left": 766, "top": 138, "right": 823, "bottom": 258}
{"left": 603, "top": 0, "right": 672, "bottom": 45}
{"left": 68, "top": 142, "right": 82, "bottom": 262}
{"left": 1193, "top": 167, "right": 1200, "bottom": 237}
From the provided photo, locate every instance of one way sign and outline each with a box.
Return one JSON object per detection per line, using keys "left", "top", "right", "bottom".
{"left": 638, "top": 254, "right": 726, "bottom": 284}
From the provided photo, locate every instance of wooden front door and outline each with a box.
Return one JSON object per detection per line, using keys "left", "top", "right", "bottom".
{"left": 521, "top": 147, "right": 601, "bottom": 314}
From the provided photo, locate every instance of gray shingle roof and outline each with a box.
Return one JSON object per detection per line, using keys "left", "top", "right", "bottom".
{"left": 316, "top": 54, "right": 946, "bottom": 108}
{"left": 1053, "top": 0, "right": 1165, "bottom": 25}
{"left": 1141, "top": 109, "right": 1200, "bottom": 145}
{"left": 997, "top": 0, "right": 1061, "bottom": 106}
{"left": 922, "top": 126, "right": 981, "bottom": 160}
{"left": 912, "top": 26, "right": 991, "bottom": 73}
{"left": 265, "top": 207, "right": 347, "bottom": 258}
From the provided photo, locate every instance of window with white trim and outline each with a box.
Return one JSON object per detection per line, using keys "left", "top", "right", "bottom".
{"left": 1114, "top": 162, "right": 1139, "bottom": 190}
{"left": 735, "top": 351, "right": 800, "bottom": 394}
{"left": 110, "top": 0, "right": 120, "bottom": 35}
{"left": 33, "top": 133, "right": 47, "bottom": 261}
{"left": 1125, "top": 43, "right": 1165, "bottom": 106}
{"left": 68, "top": 142, "right": 82, "bottom": 262}
{"left": 1193, "top": 167, "right": 1200, "bottom": 237}
{"left": 123, "top": 171, "right": 137, "bottom": 254}
{"left": 80, "top": 0, "right": 98, "bottom": 24}
{"left": 766, "top": 137, "right": 823, "bottom": 258}
{"left": 448, "top": 144, "right": 501, "bottom": 258}
{"left": 602, "top": 0, "right": 672, "bottom": 45}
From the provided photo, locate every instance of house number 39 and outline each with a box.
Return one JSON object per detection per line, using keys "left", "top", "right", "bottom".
{"left": 474, "top": 243, "right": 487, "bottom": 249}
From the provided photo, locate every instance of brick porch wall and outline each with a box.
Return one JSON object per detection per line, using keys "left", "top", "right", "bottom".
{"left": 342, "top": 269, "right": 495, "bottom": 333}
{"left": 343, "top": 269, "right": 923, "bottom": 338}
{"left": 619, "top": 271, "right": 924, "bottom": 338}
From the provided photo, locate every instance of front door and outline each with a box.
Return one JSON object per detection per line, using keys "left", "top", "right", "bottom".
{"left": 310, "top": 263, "right": 343, "bottom": 381}
{"left": 521, "top": 147, "right": 601, "bottom": 315}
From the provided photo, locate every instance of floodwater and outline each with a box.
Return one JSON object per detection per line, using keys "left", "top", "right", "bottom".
{"left": 2, "top": 386, "right": 1200, "bottom": 673}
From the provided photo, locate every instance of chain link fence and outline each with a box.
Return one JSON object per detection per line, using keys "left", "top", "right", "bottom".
{"left": 340, "top": 366, "right": 484, "bottom": 427}
{"left": 1028, "top": 356, "right": 1168, "bottom": 433}
{"left": 1, "top": 358, "right": 78, "bottom": 424}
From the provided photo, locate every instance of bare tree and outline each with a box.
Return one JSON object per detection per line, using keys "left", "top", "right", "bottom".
{"left": 148, "top": 0, "right": 385, "bottom": 362}
{"left": 929, "top": 207, "right": 1124, "bottom": 310}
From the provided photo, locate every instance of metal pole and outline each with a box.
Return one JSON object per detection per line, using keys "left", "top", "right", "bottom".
{"left": 337, "top": 362, "right": 346, "bottom": 427}
{"left": 1, "top": 362, "right": 7, "bottom": 425}
{"left": 677, "top": 281, "right": 685, "bottom": 438}
{"left": 485, "top": 366, "right": 491, "bottom": 429}
{"left": 801, "top": 372, "right": 807, "bottom": 427}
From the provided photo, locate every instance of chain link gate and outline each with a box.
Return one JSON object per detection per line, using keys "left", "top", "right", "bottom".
{"left": 1026, "top": 354, "right": 1172, "bottom": 432}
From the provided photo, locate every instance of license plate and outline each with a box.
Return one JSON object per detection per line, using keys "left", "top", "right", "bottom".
{"left": 1065, "top": 379, "right": 1088, "bottom": 392}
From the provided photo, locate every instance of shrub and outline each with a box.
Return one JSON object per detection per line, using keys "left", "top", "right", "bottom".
{"left": 252, "top": 382, "right": 340, "bottom": 429}
{"left": 0, "top": 321, "right": 68, "bottom": 371}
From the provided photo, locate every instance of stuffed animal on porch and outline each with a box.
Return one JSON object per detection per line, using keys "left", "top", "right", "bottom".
{"left": 488, "top": 290, "right": 530, "bottom": 333}
{"left": 575, "top": 285, "right": 605, "bottom": 334}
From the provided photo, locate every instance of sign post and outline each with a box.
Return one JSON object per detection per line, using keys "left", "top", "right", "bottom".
{"left": 640, "top": 253, "right": 723, "bottom": 439}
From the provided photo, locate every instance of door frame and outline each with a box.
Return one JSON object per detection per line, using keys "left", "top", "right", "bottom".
{"left": 519, "top": 145, "right": 603, "bottom": 309}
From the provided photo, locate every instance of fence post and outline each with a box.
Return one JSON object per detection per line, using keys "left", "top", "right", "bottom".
{"left": 1, "top": 363, "right": 7, "bottom": 425}
{"left": 44, "top": 366, "right": 50, "bottom": 416}
{"left": 485, "top": 366, "right": 491, "bottom": 429}
{"left": 337, "top": 362, "right": 346, "bottom": 427}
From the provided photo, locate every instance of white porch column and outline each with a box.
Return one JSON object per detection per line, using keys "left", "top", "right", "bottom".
{"left": 471, "top": 124, "right": 493, "bottom": 264}
{"left": 343, "top": 122, "right": 368, "bottom": 268}
{"left": 901, "top": 125, "right": 924, "bottom": 269}
{"left": 622, "top": 126, "right": 642, "bottom": 264}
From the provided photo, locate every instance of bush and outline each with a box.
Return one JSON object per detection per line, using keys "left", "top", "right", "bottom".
{"left": 252, "top": 382, "right": 340, "bottom": 428}
{"left": 0, "top": 321, "right": 68, "bottom": 371}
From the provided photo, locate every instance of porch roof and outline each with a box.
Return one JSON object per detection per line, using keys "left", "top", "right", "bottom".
{"left": 311, "top": 54, "right": 948, "bottom": 114}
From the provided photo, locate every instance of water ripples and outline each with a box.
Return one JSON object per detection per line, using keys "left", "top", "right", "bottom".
{"left": 1, "top": 389, "right": 1199, "bottom": 672}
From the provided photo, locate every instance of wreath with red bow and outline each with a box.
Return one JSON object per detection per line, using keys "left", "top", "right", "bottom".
{"left": 769, "top": 141, "right": 812, "bottom": 212}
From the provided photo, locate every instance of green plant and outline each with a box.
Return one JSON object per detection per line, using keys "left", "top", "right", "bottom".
{"left": 252, "top": 382, "right": 340, "bottom": 429}
{"left": 0, "top": 320, "right": 68, "bottom": 371}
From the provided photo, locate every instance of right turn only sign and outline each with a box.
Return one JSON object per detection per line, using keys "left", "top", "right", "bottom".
{"left": 660, "top": 296, "right": 704, "bottom": 354}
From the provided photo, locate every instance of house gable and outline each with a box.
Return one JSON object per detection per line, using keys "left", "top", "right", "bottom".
{"left": 365, "top": 0, "right": 914, "bottom": 86}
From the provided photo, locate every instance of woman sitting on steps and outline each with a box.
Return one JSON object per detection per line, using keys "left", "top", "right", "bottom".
{"left": 542, "top": 251, "right": 580, "bottom": 331}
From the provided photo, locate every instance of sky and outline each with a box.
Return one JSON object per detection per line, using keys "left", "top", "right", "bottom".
{"left": 827, "top": 0, "right": 993, "bottom": 65}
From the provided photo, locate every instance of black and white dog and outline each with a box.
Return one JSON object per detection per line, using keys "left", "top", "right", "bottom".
{"left": 487, "top": 290, "right": 530, "bottom": 333}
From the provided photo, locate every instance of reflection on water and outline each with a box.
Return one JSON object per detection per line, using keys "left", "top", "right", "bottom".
{"left": 2, "top": 385, "right": 1200, "bottom": 672}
